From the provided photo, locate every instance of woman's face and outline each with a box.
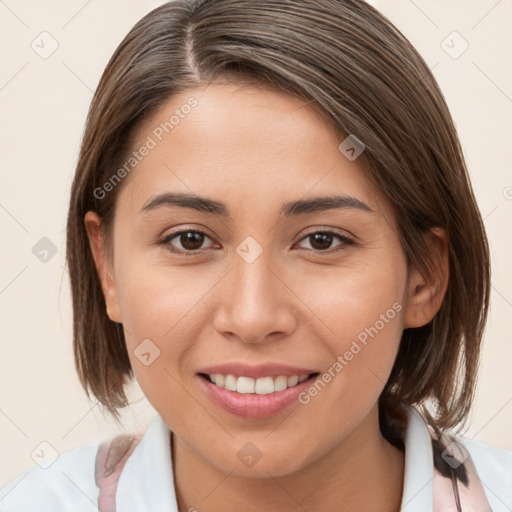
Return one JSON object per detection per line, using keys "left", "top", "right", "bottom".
{"left": 87, "top": 81, "right": 419, "bottom": 477}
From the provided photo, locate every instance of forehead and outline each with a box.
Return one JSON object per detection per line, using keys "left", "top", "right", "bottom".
{"left": 115, "top": 81, "right": 385, "bottom": 219}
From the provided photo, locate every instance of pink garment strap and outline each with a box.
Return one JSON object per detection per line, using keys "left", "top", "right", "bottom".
{"left": 94, "top": 434, "right": 142, "bottom": 512}
{"left": 429, "top": 427, "right": 492, "bottom": 512}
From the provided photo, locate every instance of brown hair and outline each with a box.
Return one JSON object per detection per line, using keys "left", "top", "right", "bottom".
{"left": 66, "top": 0, "right": 490, "bottom": 440}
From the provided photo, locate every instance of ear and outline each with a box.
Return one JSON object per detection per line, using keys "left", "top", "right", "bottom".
{"left": 84, "top": 211, "right": 122, "bottom": 324}
{"left": 403, "top": 227, "right": 449, "bottom": 328}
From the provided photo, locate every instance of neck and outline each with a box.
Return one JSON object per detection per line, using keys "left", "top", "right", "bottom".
{"left": 171, "top": 405, "right": 405, "bottom": 512}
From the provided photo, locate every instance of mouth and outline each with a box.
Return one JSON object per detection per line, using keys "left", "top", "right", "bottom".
{"left": 197, "top": 371, "right": 320, "bottom": 419}
{"left": 198, "top": 372, "right": 318, "bottom": 394}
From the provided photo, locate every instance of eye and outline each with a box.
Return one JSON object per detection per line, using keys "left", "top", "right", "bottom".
{"left": 296, "top": 230, "right": 355, "bottom": 254}
{"left": 159, "top": 230, "right": 215, "bottom": 255}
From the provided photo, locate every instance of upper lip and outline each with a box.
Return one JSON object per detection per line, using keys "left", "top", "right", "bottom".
{"left": 198, "top": 362, "right": 318, "bottom": 379}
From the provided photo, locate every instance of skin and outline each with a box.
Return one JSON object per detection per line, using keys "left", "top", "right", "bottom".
{"left": 85, "top": 81, "right": 448, "bottom": 512}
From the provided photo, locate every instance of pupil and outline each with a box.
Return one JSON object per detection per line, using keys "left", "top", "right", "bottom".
{"left": 181, "top": 232, "right": 203, "bottom": 250}
{"left": 310, "top": 233, "right": 332, "bottom": 250}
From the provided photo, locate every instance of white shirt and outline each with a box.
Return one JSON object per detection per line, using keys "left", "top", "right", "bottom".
{"left": 1, "top": 406, "right": 510, "bottom": 511}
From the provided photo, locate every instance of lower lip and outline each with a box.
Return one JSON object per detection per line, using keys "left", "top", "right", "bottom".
{"left": 197, "top": 374, "right": 318, "bottom": 419}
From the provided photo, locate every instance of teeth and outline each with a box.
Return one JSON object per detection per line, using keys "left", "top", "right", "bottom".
{"left": 287, "top": 376, "right": 299, "bottom": 386}
{"left": 208, "top": 373, "right": 311, "bottom": 394}
{"left": 255, "top": 377, "right": 274, "bottom": 395}
{"left": 237, "top": 376, "right": 255, "bottom": 394}
{"left": 225, "top": 374, "right": 237, "bottom": 391}
{"left": 274, "top": 376, "right": 288, "bottom": 392}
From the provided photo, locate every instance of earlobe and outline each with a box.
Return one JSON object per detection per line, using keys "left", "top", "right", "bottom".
{"left": 84, "top": 211, "right": 122, "bottom": 323}
{"left": 403, "top": 227, "right": 449, "bottom": 329}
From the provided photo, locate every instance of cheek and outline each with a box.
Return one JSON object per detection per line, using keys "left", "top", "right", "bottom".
{"left": 297, "top": 251, "right": 406, "bottom": 406}
{"left": 305, "top": 250, "right": 406, "bottom": 344}
{"left": 114, "top": 257, "right": 221, "bottom": 404}
{"left": 117, "top": 249, "right": 209, "bottom": 338}
{"left": 118, "top": 281, "right": 199, "bottom": 425}
{"left": 289, "top": 302, "right": 404, "bottom": 458}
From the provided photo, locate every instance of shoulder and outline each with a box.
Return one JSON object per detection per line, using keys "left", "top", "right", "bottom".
{"left": 462, "top": 435, "right": 512, "bottom": 473}
{"left": 404, "top": 406, "right": 512, "bottom": 511}
{"left": 0, "top": 440, "right": 101, "bottom": 512}
{"left": 460, "top": 436, "right": 512, "bottom": 510}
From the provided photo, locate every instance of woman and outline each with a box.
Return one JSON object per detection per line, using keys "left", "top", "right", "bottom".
{"left": 1, "top": 0, "right": 510, "bottom": 510}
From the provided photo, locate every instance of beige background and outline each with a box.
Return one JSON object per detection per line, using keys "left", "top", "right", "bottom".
{"left": 0, "top": 0, "right": 511, "bottom": 487}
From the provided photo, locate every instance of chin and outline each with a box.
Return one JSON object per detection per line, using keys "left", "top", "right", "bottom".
{"left": 206, "top": 442, "right": 312, "bottom": 478}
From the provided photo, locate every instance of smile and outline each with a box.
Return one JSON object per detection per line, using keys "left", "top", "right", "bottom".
{"left": 205, "top": 373, "right": 312, "bottom": 394}
{"left": 197, "top": 371, "right": 320, "bottom": 419}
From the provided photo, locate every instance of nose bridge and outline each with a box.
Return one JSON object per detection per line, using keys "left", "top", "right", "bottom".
{"left": 213, "top": 240, "right": 296, "bottom": 343}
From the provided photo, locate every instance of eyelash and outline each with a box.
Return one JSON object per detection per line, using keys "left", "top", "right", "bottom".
{"left": 158, "top": 229, "right": 355, "bottom": 256}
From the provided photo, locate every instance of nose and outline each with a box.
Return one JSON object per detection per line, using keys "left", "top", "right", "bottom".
{"left": 212, "top": 249, "right": 297, "bottom": 345}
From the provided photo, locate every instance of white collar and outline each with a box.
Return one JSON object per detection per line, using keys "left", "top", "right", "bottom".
{"left": 117, "top": 405, "right": 433, "bottom": 511}
{"left": 117, "top": 412, "right": 177, "bottom": 511}
{"left": 399, "top": 406, "right": 435, "bottom": 511}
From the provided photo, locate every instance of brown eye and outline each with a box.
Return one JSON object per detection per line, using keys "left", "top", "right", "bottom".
{"left": 160, "top": 230, "right": 213, "bottom": 255}
{"left": 309, "top": 232, "right": 335, "bottom": 251}
{"left": 297, "top": 231, "right": 354, "bottom": 253}
{"left": 177, "top": 231, "right": 206, "bottom": 251}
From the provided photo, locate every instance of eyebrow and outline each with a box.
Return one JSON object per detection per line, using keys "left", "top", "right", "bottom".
{"left": 139, "top": 192, "right": 374, "bottom": 217}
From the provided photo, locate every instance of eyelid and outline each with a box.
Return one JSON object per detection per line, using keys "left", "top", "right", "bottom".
{"left": 157, "top": 224, "right": 214, "bottom": 243}
{"left": 299, "top": 226, "right": 356, "bottom": 240}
